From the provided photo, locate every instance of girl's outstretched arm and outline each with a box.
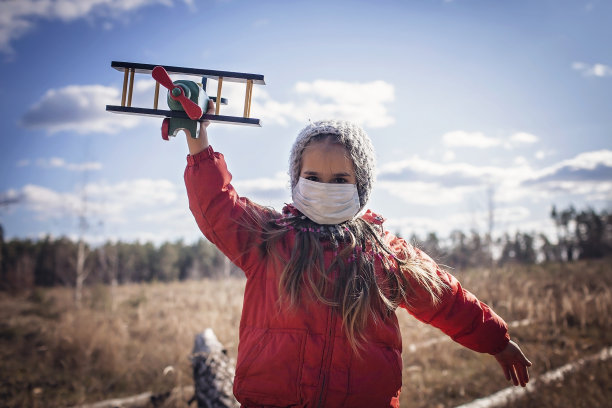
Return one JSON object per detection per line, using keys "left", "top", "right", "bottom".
{"left": 186, "top": 99, "right": 215, "bottom": 155}
{"left": 493, "top": 340, "right": 532, "bottom": 387}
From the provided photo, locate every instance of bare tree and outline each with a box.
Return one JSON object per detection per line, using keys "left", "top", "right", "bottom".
{"left": 486, "top": 184, "right": 496, "bottom": 267}
{"left": 74, "top": 201, "right": 90, "bottom": 309}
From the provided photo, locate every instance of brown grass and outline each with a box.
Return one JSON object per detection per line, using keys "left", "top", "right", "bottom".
{"left": 1, "top": 259, "right": 611, "bottom": 407}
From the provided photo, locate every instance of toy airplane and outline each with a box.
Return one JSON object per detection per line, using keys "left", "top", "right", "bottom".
{"left": 105, "top": 61, "right": 265, "bottom": 140}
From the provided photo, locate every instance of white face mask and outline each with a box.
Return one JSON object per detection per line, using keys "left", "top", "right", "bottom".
{"left": 292, "top": 177, "right": 361, "bottom": 225}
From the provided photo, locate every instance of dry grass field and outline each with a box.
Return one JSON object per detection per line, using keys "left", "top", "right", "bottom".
{"left": 1, "top": 259, "right": 611, "bottom": 407}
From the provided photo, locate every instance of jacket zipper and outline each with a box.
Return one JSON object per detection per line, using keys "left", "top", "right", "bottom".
{"left": 316, "top": 308, "right": 337, "bottom": 408}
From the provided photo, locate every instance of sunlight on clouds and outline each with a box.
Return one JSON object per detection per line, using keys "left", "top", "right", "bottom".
{"left": 442, "top": 131, "right": 501, "bottom": 148}
{"left": 442, "top": 130, "right": 540, "bottom": 149}
{"left": 535, "top": 149, "right": 555, "bottom": 160}
{"left": 13, "top": 178, "right": 187, "bottom": 230}
{"left": 8, "top": 178, "right": 201, "bottom": 245}
{"left": 383, "top": 205, "right": 533, "bottom": 241}
{"left": 376, "top": 149, "right": 612, "bottom": 213}
{"left": 527, "top": 149, "right": 612, "bottom": 180}
{"left": 20, "top": 82, "right": 156, "bottom": 134}
{"left": 22, "top": 184, "right": 83, "bottom": 220}
{"left": 0, "top": 0, "right": 180, "bottom": 55}
{"left": 250, "top": 80, "right": 395, "bottom": 128}
{"left": 514, "top": 156, "right": 528, "bottom": 166}
{"left": 562, "top": 149, "right": 612, "bottom": 169}
{"left": 572, "top": 61, "right": 612, "bottom": 77}
{"left": 377, "top": 181, "right": 478, "bottom": 205}
{"left": 378, "top": 156, "right": 532, "bottom": 184}
{"left": 35, "top": 157, "right": 103, "bottom": 171}
{"left": 510, "top": 132, "right": 538, "bottom": 144}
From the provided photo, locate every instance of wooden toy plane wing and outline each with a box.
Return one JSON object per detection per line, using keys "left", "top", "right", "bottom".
{"left": 106, "top": 61, "right": 265, "bottom": 127}
{"left": 110, "top": 61, "right": 265, "bottom": 84}
{"left": 106, "top": 106, "right": 260, "bottom": 126}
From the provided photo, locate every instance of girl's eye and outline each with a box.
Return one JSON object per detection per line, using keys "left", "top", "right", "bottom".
{"left": 333, "top": 178, "right": 347, "bottom": 183}
{"left": 306, "top": 176, "right": 319, "bottom": 182}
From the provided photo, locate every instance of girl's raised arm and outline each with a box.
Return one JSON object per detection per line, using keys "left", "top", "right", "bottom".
{"left": 186, "top": 99, "right": 214, "bottom": 155}
{"left": 183, "top": 99, "right": 274, "bottom": 276}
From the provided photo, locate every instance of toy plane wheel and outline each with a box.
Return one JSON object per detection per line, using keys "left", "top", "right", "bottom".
{"left": 161, "top": 118, "right": 170, "bottom": 140}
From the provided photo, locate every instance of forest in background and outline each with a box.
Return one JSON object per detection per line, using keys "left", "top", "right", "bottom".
{"left": 1, "top": 205, "right": 610, "bottom": 292}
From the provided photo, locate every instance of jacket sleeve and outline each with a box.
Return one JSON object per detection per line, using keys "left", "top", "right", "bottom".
{"left": 387, "top": 233, "right": 510, "bottom": 355}
{"left": 184, "top": 145, "right": 273, "bottom": 277}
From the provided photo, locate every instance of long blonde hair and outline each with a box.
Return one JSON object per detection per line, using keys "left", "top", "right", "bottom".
{"left": 248, "top": 207, "right": 449, "bottom": 352}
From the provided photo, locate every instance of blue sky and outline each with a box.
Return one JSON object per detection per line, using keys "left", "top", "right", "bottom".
{"left": 0, "top": 0, "right": 610, "bottom": 245}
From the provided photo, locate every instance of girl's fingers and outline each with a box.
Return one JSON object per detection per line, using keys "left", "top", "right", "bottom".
{"left": 509, "top": 366, "right": 519, "bottom": 386}
{"left": 518, "top": 363, "right": 530, "bottom": 386}
{"left": 501, "top": 364, "right": 511, "bottom": 381}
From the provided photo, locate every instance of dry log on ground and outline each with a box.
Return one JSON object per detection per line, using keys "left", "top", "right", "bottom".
{"left": 73, "top": 386, "right": 194, "bottom": 408}
{"left": 189, "top": 328, "right": 239, "bottom": 408}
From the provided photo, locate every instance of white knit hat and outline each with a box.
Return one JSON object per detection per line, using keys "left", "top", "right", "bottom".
{"left": 289, "top": 120, "right": 376, "bottom": 213}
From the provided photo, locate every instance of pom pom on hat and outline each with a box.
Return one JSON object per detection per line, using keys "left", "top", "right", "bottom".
{"left": 289, "top": 120, "right": 376, "bottom": 213}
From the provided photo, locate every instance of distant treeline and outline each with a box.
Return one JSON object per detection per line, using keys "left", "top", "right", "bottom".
{"left": 0, "top": 236, "right": 241, "bottom": 291}
{"left": 411, "top": 206, "right": 612, "bottom": 269}
{"left": 0, "top": 206, "right": 610, "bottom": 291}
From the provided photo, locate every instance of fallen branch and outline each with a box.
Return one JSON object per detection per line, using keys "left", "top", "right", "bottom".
{"left": 453, "top": 345, "right": 612, "bottom": 408}
{"left": 72, "top": 386, "right": 194, "bottom": 408}
{"left": 190, "top": 328, "right": 239, "bottom": 408}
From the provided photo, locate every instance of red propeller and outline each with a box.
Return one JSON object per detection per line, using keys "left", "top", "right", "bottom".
{"left": 152, "top": 66, "right": 203, "bottom": 120}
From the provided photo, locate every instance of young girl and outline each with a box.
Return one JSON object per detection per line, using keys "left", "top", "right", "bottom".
{"left": 184, "top": 102, "right": 531, "bottom": 408}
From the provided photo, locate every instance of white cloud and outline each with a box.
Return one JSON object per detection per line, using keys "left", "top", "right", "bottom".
{"left": 377, "top": 180, "right": 479, "bottom": 206}
{"left": 378, "top": 155, "right": 529, "bottom": 185}
{"left": 0, "top": 0, "right": 187, "bottom": 55}
{"left": 34, "top": 157, "right": 103, "bottom": 171}
{"left": 20, "top": 82, "right": 157, "bottom": 134}
{"left": 376, "top": 149, "right": 612, "bottom": 213}
{"left": 535, "top": 149, "right": 555, "bottom": 160}
{"left": 572, "top": 61, "right": 612, "bottom": 78}
{"left": 15, "top": 178, "right": 179, "bottom": 221}
{"left": 529, "top": 149, "right": 612, "bottom": 178}
{"left": 383, "top": 205, "right": 535, "bottom": 241}
{"left": 510, "top": 132, "right": 538, "bottom": 144}
{"left": 442, "top": 131, "right": 501, "bottom": 149}
{"left": 6, "top": 177, "right": 195, "bottom": 244}
{"left": 442, "top": 150, "right": 455, "bottom": 162}
{"left": 251, "top": 80, "right": 395, "bottom": 128}
{"left": 442, "top": 130, "right": 540, "bottom": 150}
{"left": 513, "top": 156, "right": 528, "bottom": 166}
{"left": 521, "top": 149, "right": 612, "bottom": 202}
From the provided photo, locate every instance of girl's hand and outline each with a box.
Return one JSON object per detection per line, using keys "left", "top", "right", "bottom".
{"left": 493, "top": 340, "right": 532, "bottom": 387}
{"left": 187, "top": 99, "right": 215, "bottom": 155}
{"left": 200, "top": 98, "right": 215, "bottom": 130}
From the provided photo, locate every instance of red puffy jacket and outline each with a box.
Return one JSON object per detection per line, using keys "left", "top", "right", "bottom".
{"left": 185, "top": 146, "right": 510, "bottom": 408}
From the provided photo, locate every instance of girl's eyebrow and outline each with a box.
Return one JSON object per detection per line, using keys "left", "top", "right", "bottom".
{"left": 302, "top": 170, "right": 352, "bottom": 177}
